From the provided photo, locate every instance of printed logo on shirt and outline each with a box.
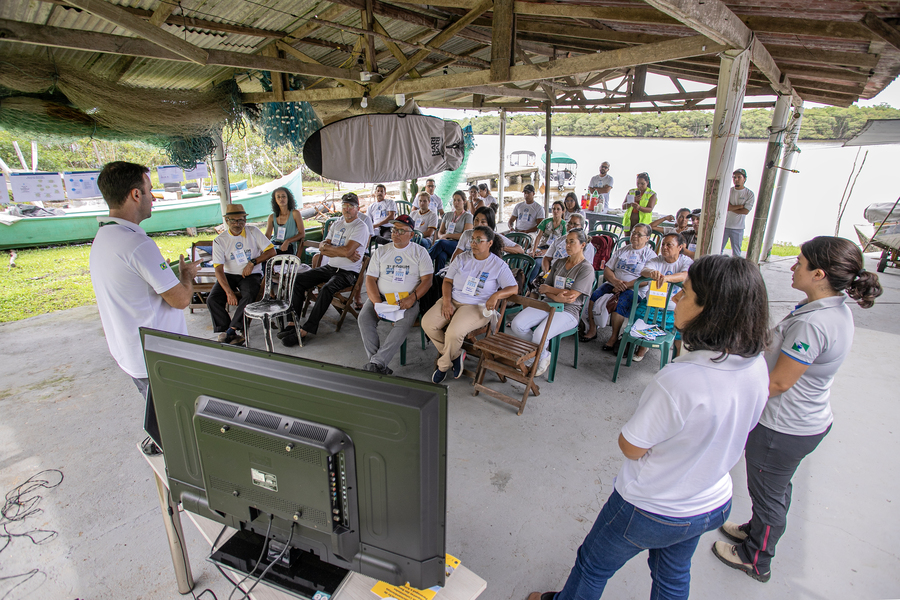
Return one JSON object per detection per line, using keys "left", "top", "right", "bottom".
{"left": 394, "top": 255, "right": 403, "bottom": 264}
{"left": 159, "top": 262, "right": 169, "bottom": 270}
{"left": 386, "top": 265, "right": 410, "bottom": 276}
{"left": 792, "top": 341, "right": 810, "bottom": 353}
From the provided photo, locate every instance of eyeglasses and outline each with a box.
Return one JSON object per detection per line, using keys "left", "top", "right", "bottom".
{"left": 226, "top": 218, "right": 246, "bottom": 224}
{"left": 470, "top": 238, "right": 489, "bottom": 244}
{"left": 631, "top": 232, "right": 648, "bottom": 238}
{"left": 392, "top": 228, "right": 412, "bottom": 235}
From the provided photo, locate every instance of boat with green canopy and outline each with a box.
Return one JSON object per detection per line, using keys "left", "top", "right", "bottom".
{"left": 540, "top": 151, "right": 578, "bottom": 191}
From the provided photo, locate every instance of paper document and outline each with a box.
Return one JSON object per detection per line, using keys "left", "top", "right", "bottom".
{"left": 375, "top": 302, "right": 405, "bottom": 322}
{"left": 647, "top": 281, "right": 668, "bottom": 308}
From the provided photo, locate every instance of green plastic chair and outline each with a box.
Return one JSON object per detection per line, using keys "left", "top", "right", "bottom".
{"left": 545, "top": 268, "right": 598, "bottom": 383}
{"left": 304, "top": 216, "right": 340, "bottom": 263}
{"left": 649, "top": 231, "right": 662, "bottom": 253}
{"left": 611, "top": 277, "right": 677, "bottom": 382}
{"left": 587, "top": 229, "right": 619, "bottom": 246}
{"left": 593, "top": 217, "right": 624, "bottom": 238}
{"left": 505, "top": 231, "right": 532, "bottom": 252}
{"left": 499, "top": 253, "right": 536, "bottom": 330}
{"left": 395, "top": 201, "right": 413, "bottom": 216}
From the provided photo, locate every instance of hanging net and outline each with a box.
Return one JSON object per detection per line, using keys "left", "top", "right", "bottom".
{"left": 246, "top": 72, "right": 322, "bottom": 153}
{"left": 435, "top": 124, "right": 476, "bottom": 208}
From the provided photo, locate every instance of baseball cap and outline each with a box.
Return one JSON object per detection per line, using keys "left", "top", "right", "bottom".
{"left": 523, "top": 184, "right": 535, "bottom": 193}
{"left": 340, "top": 192, "right": 359, "bottom": 205}
{"left": 390, "top": 214, "right": 415, "bottom": 229}
{"left": 734, "top": 168, "right": 747, "bottom": 178}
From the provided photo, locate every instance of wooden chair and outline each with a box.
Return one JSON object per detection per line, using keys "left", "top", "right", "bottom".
{"left": 301, "top": 256, "right": 370, "bottom": 333}
{"left": 188, "top": 241, "right": 216, "bottom": 312}
{"left": 472, "top": 295, "right": 554, "bottom": 415}
{"left": 498, "top": 253, "right": 535, "bottom": 329}
{"left": 611, "top": 277, "right": 677, "bottom": 382}
{"left": 242, "top": 255, "right": 305, "bottom": 352}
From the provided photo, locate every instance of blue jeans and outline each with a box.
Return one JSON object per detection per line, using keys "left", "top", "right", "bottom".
{"left": 429, "top": 239, "right": 458, "bottom": 271}
{"left": 556, "top": 489, "right": 731, "bottom": 600}
{"left": 590, "top": 283, "right": 636, "bottom": 318}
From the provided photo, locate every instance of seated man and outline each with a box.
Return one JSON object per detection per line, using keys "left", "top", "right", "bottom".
{"left": 357, "top": 215, "right": 434, "bottom": 374}
{"left": 208, "top": 203, "right": 276, "bottom": 345}
{"left": 368, "top": 183, "right": 396, "bottom": 239}
{"left": 508, "top": 184, "right": 545, "bottom": 234}
{"left": 282, "top": 193, "right": 370, "bottom": 346}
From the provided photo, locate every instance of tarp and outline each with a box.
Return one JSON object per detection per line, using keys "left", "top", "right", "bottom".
{"left": 303, "top": 114, "right": 464, "bottom": 183}
{"left": 864, "top": 201, "right": 900, "bottom": 224}
{"left": 843, "top": 119, "right": 900, "bottom": 147}
{"left": 540, "top": 151, "right": 578, "bottom": 165}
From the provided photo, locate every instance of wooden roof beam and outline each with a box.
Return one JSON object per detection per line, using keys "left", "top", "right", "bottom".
{"left": 490, "top": 0, "right": 515, "bottom": 82}
{"left": 147, "top": 0, "right": 177, "bottom": 27}
{"left": 862, "top": 13, "right": 900, "bottom": 52}
{"left": 65, "top": 0, "right": 208, "bottom": 64}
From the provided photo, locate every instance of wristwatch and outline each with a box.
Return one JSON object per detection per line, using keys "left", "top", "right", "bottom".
{"left": 250, "top": 258, "right": 257, "bottom": 266}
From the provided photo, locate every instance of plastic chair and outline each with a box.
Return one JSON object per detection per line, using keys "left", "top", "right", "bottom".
{"left": 649, "top": 231, "right": 662, "bottom": 252}
{"left": 505, "top": 232, "right": 532, "bottom": 252}
{"left": 500, "top": 254, "right": 536, "bottom": 328}
{"left": 587, "top": 230, "right": 619, "bottom": 246}
{"left": 545, "top": 268, "right": 598, "bottom": 383}
{"left": 305, "top": 216, "right": 340, "bottom": 263}
{"left": 593, "top": 217, "right": 624, "bottom": 238}
{"left": 395, "top": 201, "right": 413, "bottom": 216}
{"left": 242, "top": 255, "right": 305, "bottom": 352}
{"left": 412, "top": 231, "right": 423, "bottom": 246}
{"left": 611, "top": 277, "right": 677, "bottom": 382}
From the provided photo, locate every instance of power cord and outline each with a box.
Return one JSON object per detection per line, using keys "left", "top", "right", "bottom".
{"left": 236, "top": 522, "right": 295, "bottom": 600}
{"left": 0, "top": 469, "right": 63, "bottom": 600}
{"left": 227, "top": 515, "right": 274, "bottom": 600}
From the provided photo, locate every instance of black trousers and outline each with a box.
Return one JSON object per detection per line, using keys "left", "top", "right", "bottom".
{"left": 207, "top": 272, "right": 262, "bottom": 332}
{"left": 735, "top": 422, "right": 830, "bottom": 574}
{"left": 290, "top": 265, "right": 358, "bottom": 334}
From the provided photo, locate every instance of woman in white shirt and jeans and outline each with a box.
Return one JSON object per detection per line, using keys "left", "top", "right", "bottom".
{"left": 528, "top": 255, "right": 771, "bottom": 600}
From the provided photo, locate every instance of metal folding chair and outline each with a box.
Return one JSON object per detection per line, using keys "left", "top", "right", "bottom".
{"left": 243, "top": 255, "right": 305, "bottom": 352}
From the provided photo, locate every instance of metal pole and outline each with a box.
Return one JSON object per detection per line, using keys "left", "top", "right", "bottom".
{"left": 498, "top": 108, "right": 507, "bottom": 222}
{"left": 544, "top": 104, "right": 551, "bottom": 213}
{"left": 762, "top": 105, "right": 804, "bottom": 260}
{"left": 212, "top": 131, "right": 231, "bottom": 219}
{"left": 697, "top": 48, "right": 750, "bottom": 257}
{"left": 154, "top": 474, "right": 194, "bottom": 594}
{"left": 746, "top": 94, "right": 791, "bottom": 264}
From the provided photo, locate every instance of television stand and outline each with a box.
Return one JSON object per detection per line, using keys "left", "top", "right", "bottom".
{"left": 211, "top": 529, "right": 349, "bottom": 600}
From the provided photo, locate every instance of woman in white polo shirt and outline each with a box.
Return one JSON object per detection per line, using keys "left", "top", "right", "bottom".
{"left": 713, "top": 236, "right": 883, "bottom": 583}
{"left": 422, "top": 226, "right": 518, "bottom": 383}
{"left": 528, "top": 255, "right": 771, "bottom": 600}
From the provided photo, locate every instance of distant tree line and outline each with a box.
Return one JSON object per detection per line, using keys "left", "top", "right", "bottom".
{"left": 456, "top": 105, "right": 900, "bottom": 140}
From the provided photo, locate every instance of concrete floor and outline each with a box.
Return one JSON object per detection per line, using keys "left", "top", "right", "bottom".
{"left": 1, "top": 254, "right": 898, "bottom": 600}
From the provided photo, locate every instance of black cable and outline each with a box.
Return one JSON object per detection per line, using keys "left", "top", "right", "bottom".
{"left": 0, "top": 469, "right": 63, "bottom": 600}
{"left": 238, "top": 522, "right": 294, "bottom": 600}
{"left": 228, "top": 515, "right": 274, "bottom": 600}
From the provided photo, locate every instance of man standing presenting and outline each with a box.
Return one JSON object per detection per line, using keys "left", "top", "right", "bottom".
{"left": 90, "top": 161, "right": 198, "bottom": 443}
{"left": 587, "top": 161, "right": 614, "bottom": 212}
{"left": 208, "top": 203, "right": 276, "bottom": 345}
{"left": 508, "top": 184, "right": 545, "bottom": 234}
{"left": 282, "top": 192, "right": 370, "bottom": 346}
{"left": 358, "top": 215, "right": 433, "bottom": 374}
{"left": 425, "top": 178, "right": 445, "bottom": 217}
{"left": 722, "top": 168, "right": 755, "bottom": 257}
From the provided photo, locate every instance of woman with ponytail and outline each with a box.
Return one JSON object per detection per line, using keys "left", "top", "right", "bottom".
{"left": 713, "top": 236, "right": 883, "bottom": 583}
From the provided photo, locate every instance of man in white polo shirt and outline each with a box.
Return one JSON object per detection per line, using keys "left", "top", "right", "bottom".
{"left": 208, "top": 203, "right": 276, "bottom": 345}
{"left": 369, "top": 183, "right": 396, "bottom": 240}
{"left": 90, "top": 161, "right": 198, "bottom": 447}
{"left": 283, "top": 192, "right": 371, "bottom": 346}
{"left": 425, "top": 178, "right": 444, "bottom": 217}
{"left": 722, "top": 168, "right": 755, "bottom": 257}
{"left": 508, "top": 184, "right": 545, "bottom": 234}
{"left": 358, "top": 214, "right": 433, "bottom": 374}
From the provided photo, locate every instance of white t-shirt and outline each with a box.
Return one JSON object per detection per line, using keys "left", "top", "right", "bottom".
{"left": 89, "top": 217, "right": 186, "bottom": 379}
{"left": 759, "top": 295, "right": 854, "bottom": 436}
{"left": 369, "top": 199, "right": 397, "bottom": 227}
{"left": 607, "top": 244, "right": 656, "bottom": 282}
{"left": 725, "top": 187, "right": 756, "bottom": 229}
{"left": 358, "top": 211, "right": 375, "bottom": 237}
{"left": 543, "top": 235, "right": 595, "bottom": 265}
{"left": 457, "top": 229, "right": 517, "bottom": 253}
{"left": 641, "top": 255, "right": 693, "bottom": 304}
{"left": 323, "top": 216, "right": 370, "bottom": 273}
{"left": 588, "top": 173, "right": 614, "bottom": 211}
{"left": 212, "top": 226, "right": 274, "bottom": 276}
{"left": 410, "top": 209, "right": 439, "bottom": 234}
{"left": 366, "top": 242, "right": 434, "bottom": 296}
{"left": 429, "top": 193, "right": 443, "bottom": 214}
{"left": 617, "top": 351, "right": 769, "bottom": 516}
{"left": 511, "top": 201, "right": 545, "bottom": 230}
{"left": 446, "top": 252, "right": 517, "bottom": 305}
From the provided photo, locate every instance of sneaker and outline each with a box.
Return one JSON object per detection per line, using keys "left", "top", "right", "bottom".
{"left": 720, "top": 521, "right": 749, "bottom": 543}
{"left": 363, "top": 362, "right": 379, "bottom": 372}
{"left": 276, "top": 328, "right": 296, "bottom": 340}
{"left": 222, "top": 330, "right": 237, "bottom": 344}
{"left": 451, "top": 350, "right": 466, "bottom": 379}
{"left": 282, "top": 332, "right": 299, "bottom": 347}
{"left": 379, "top": 364, "right": 394, "bottom": 376}
{"left": 711, "top": 541, "right": 771, "bottom": 583}
{"left": 217, "top": 331, "right": 230, "bottom": 342}
{"left": 229, "top": 332, "right": 245, "bottom": 346}
{"left": 432, "top": 368, "right": 448, "bottom": 384}
{"left": 535, "top": 354, "right": 552, "bottom": 377}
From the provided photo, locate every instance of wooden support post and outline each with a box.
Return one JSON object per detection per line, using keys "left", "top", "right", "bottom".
{"left": 543, "top": 104, "right": 551, "bottom": 213}
{"left": 697, "top": 48, "right": 750, "bottom": 257}
{"left": 746, "top": 94, "right": 790, "bottom": 264}
{"left": 762, "top": 105, "right": 804, "bottom": 261}
{"left": 264, "top": 45, "right": 285, "bottom": 102}
{"left": 498, "top": 108, "right": 507, "bottom": 221}
{"left": 212, "top": 131, "right": 231, "bottom": 217}
{"left": 491, "top": 0, "right": 515, "bottom": 82}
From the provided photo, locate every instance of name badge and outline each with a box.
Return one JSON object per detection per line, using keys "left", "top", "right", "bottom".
{"left": 447, "top": 222, "right": 456, "bottom": 234}
{"left": 554, "top": 275, "right": 567, "bottom": 289}
{"left": 333, "top": 228, "right": 346, "bottom": 246}
{"left": 276, "top": 226, "right": 286, "bottom": 241}
{"left": 392, "top": 267, "right": 406, "bottom": 284}
{"left": 463, "top": 274, "right": 481, "bottom": 296}
{"left": 234, "top": 250, "right": 248, "bottom": 265}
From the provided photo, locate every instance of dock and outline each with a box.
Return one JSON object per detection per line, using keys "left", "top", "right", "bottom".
{"left": 466, "top": 166, "right": 539, "bottom": 187}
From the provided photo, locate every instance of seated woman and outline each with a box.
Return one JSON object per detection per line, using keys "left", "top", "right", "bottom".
{"left": 429, "top": 190, "right": 474, "bottom": 271}
{"left": 562, "top": 192, "right": 585, "bottom": 221}
{"left": 632, "top": 232, "right": 692, "bottom": 361}
{"left": 532, "top": 201, "right": 567, "bottom": 256}
{"left": 468, "top": 185, "right": 483, "bottom": 213}
{"left": 422, "top": 226, "right": 518, "bottom": 383}
{"left": 478, "top": 183, "right": 498, "bottom": 214}
{"left": 650, "top": 207, "right": 692, "bottom": 236}
{"left": 410, "top": 191, "right": 439, "bottom": 249}
{"left": 264, "top": 187, "right": 305, "bottom": 255}
{"left": 450, "top": 206, "right": 524, "bottom": 265}
{"left": 682, "top": 210, "right": 701, "bottom": 258}
{"left": 582, "top": 223, "right": 656, "bottom": 350}
{"left": 509, "top": 230, "right": 594, "bottom": 377}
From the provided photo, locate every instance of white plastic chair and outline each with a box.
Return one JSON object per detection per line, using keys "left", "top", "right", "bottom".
{"left": 243, "top": 254, "right": 305, "bottom": 351}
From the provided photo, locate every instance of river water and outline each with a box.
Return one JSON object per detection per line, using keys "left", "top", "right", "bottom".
{"left": 463, "top": 135, "right": 898, "bottom": 245}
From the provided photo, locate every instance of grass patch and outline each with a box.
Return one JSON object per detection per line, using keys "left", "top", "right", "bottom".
{"left": 724, "top": 238, "right": 801, "bottom": 257}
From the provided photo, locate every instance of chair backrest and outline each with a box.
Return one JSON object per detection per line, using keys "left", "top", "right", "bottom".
{"left": 501, "top": 253, "right": 536, "bottom": 273}
{"left": 412, "top": 231, "right": 423, "bottom": 245}
{"left": 627, "top": 276, "right": 677, "bottom": 330}
{"left": 395, "top": 201, "right": 413, "bottom": 216}
{"left": 322, "top": 216, "right": 340, "bottom": 239}
{"left": 505, "top": 231, "right": 532, "bottom": 251}
{"left": 593, "top": 217, "right": 624, "bottom": 238}
{"left": 649, "top": 231, "right": 662, "bottom": 253}
{"left": 263, "top": 254, "right": 305, "bottom": 304}
{"left": 190, "top": 241, "right": 215, "bottom": 265}
{"left": 614, "top": 236, "right": 630, "bottom": 251}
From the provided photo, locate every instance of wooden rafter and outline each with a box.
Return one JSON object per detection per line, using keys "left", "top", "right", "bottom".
{"left": 490, "top": 0, "right": 514, "bottom": 82}
{"left": 862, "top": 13, "right": 900, "bottom": 52}
{"left": 147, "top": 0, "right": 177, "bottom": 27}
{"left": 372, "top": 17, "right": 419, "bottom": 78}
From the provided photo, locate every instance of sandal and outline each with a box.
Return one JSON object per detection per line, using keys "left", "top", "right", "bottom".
{"left": 578, "top": 334, "right": 596, "bottom": 343}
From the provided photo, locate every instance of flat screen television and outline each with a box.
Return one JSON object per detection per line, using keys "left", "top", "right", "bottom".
{"left": 141, "top": 329, "right": 448, "bottom": 597}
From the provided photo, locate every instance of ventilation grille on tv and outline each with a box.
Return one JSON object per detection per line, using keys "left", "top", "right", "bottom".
{"left": 246, "top": 409, "right": 281, "bottom": 430}
{"left": 210, "top": 477, "right": 329, "bottom": 527}
{"left": 202, "top": 399, "right": 239, "bottom": 419}
{"left": 198, "top": 419, "right": 322, "bottom": 466}
{"left": 290, "top": 421, "right": 329, "bottom": 442}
